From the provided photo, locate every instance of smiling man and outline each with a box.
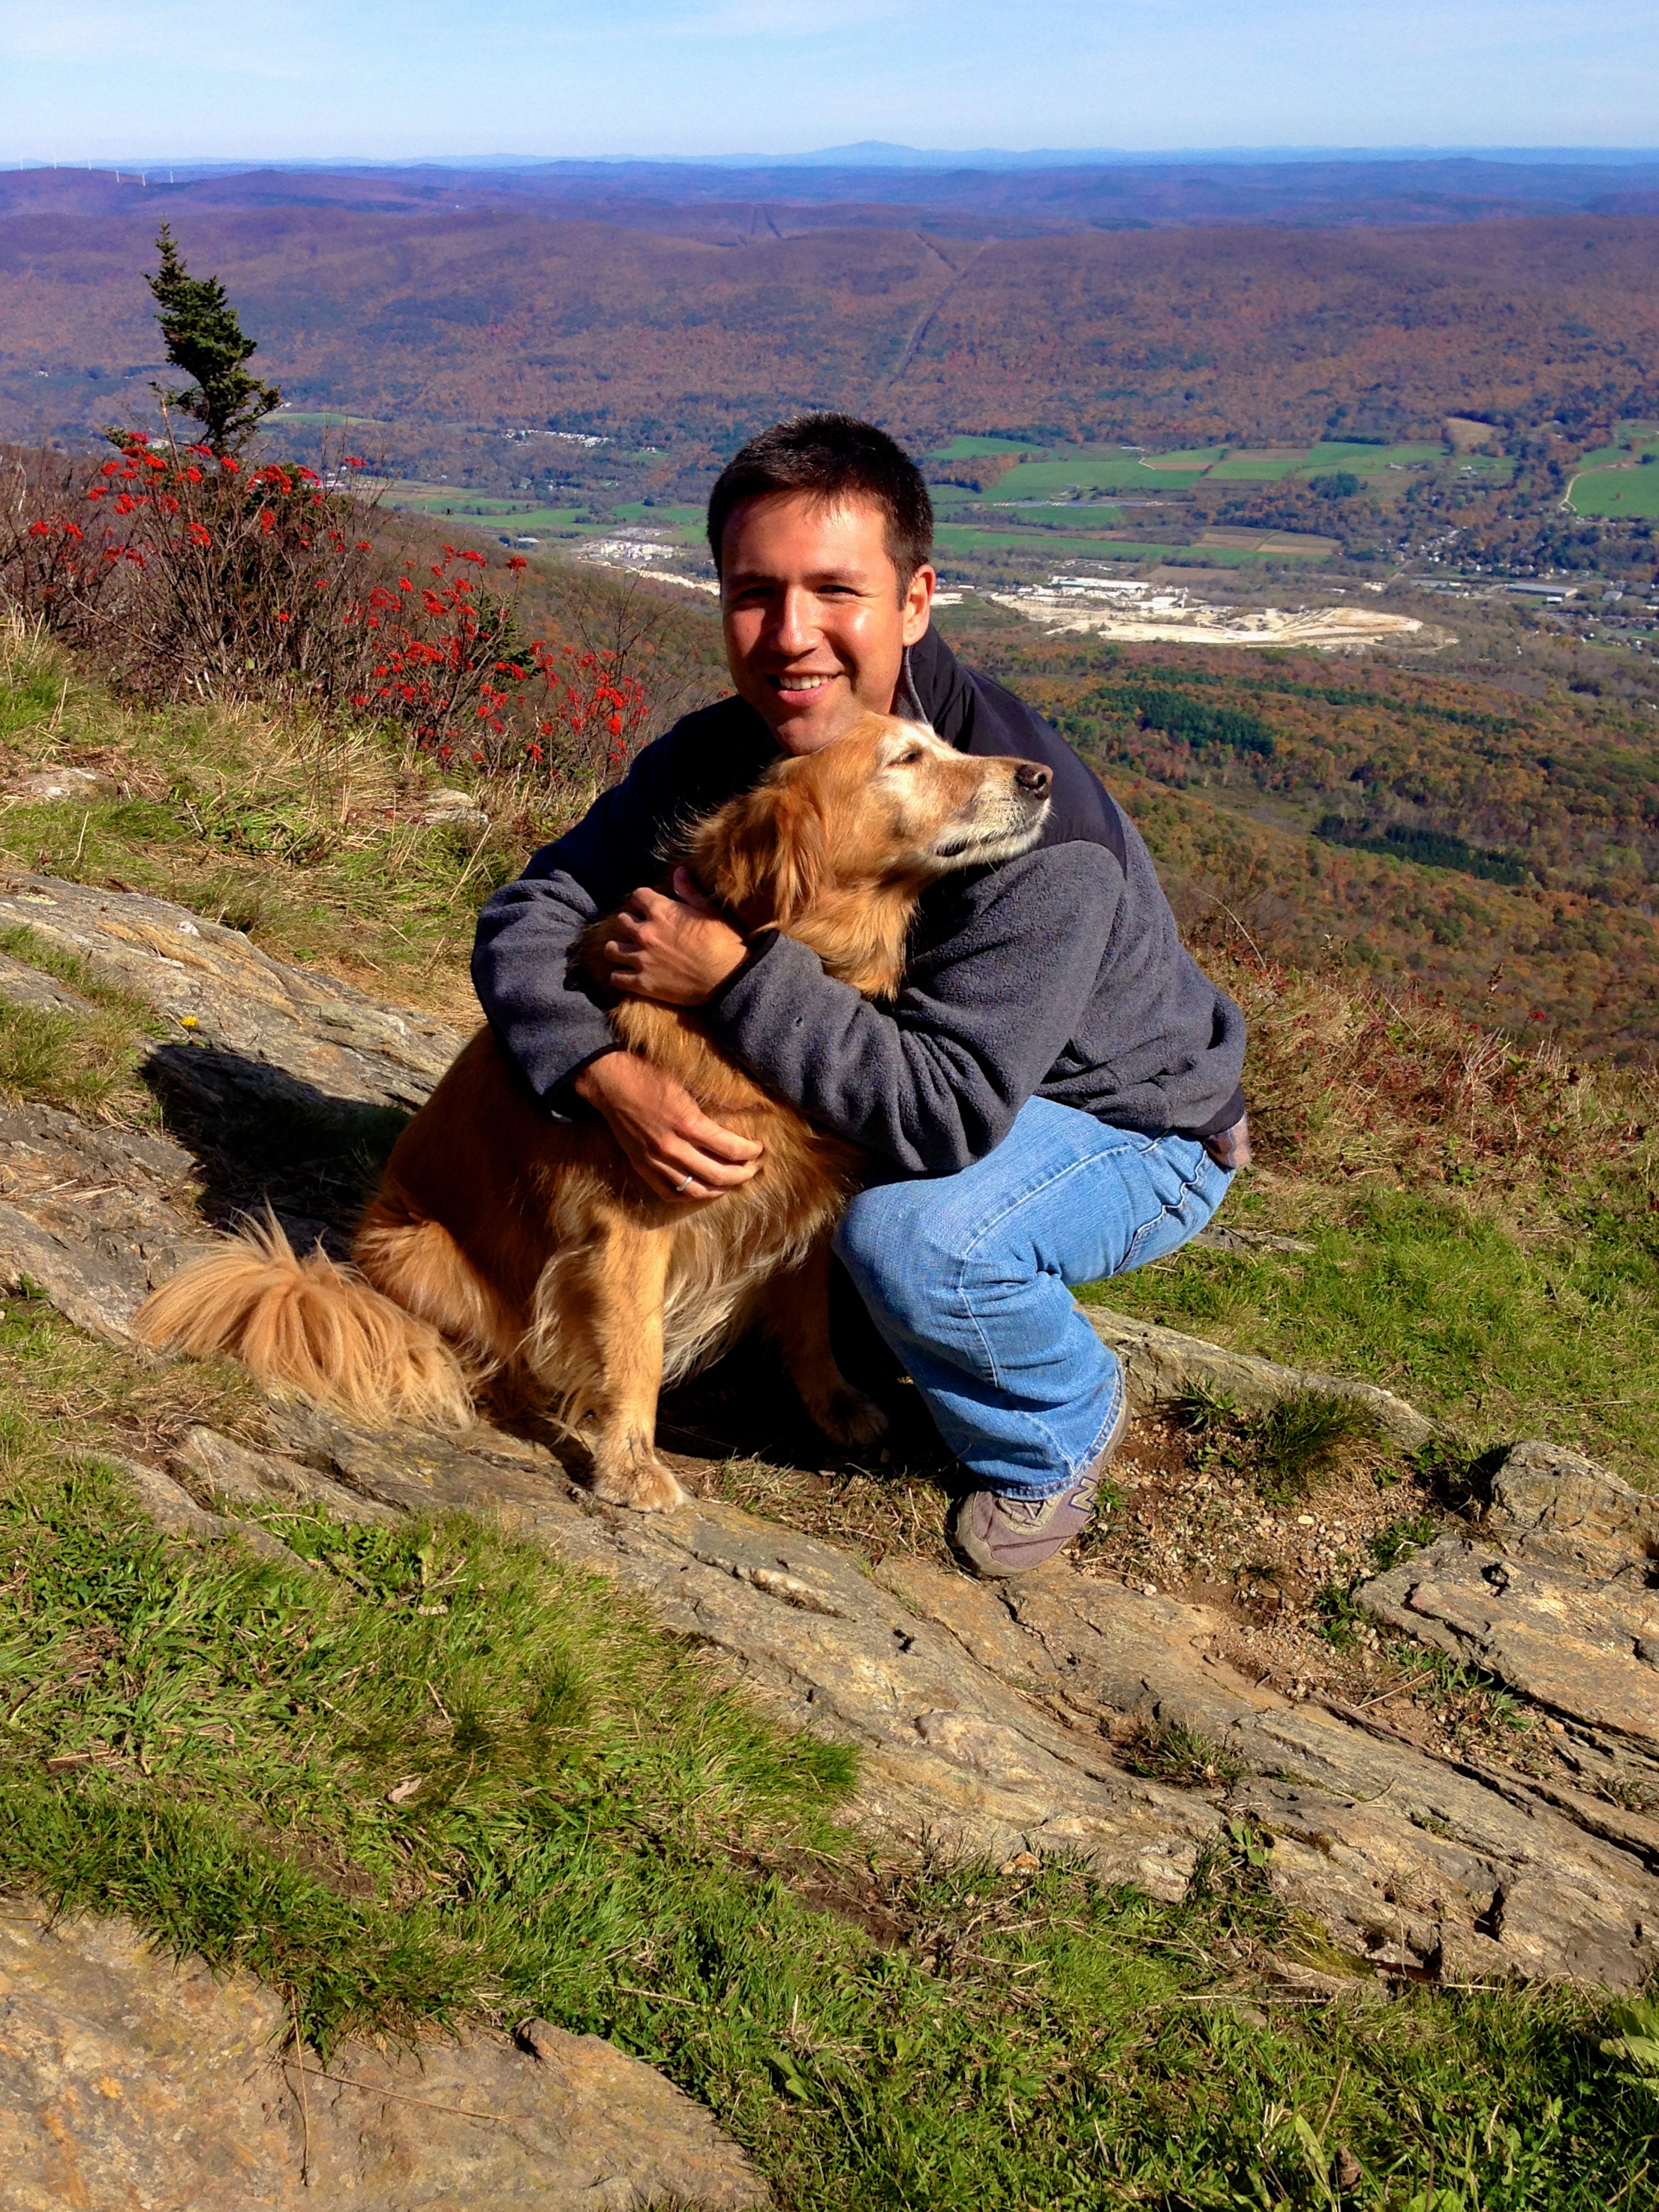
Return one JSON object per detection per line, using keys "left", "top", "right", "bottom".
{"left": 472, "top": 414, "right": 1247, "bottom": 1576}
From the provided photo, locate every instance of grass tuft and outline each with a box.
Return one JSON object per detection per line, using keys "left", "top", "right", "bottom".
{"left": 1246, "top": 1390, "right": 1381, "bottom": 1503}
{"left": 1164, "top": 1384, "right": 1382, "bottom": 1504}
{"left": 0, "top": 929, "right": 164, "bottom": 1123}
{"left": 1123, "top": 1721, "right": 1249, "bottom": 1790}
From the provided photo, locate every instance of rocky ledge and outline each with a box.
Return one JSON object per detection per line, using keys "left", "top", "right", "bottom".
{"left": 2, "top": 871, "right": 1657, "bottom": 2005}
{"left": 0, "top": 1904, "right": 766, "bottom": 2211}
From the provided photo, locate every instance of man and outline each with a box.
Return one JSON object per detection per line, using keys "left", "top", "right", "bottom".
{"left": 473, "top": 414, "right": 1247, "bottom": 1577}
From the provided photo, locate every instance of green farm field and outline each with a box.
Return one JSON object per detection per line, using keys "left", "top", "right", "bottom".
{"left": 609, "top": 502, "right": 706, "bottom": 534}
{"left": 1305, "top": 440, "right": 1442, "bottom": 473}
{"left": 932, "top": 524, "right": 1181, "bottom": 560}
{"left": 969, "top": 452, "right": 1170, "bottom": 495}
{"left": 377, "top": 484, "right": 593, "bottom": 533}
{"left": 1137, "top": 445, "right": 1230, "bottom": 470}
{"left": 931, "top": 525, "right": 1297, "bottom": 567}
{"left": 942, "top": 439, "right": 1447, "bottom": 503}
{"left": 928, "top": 434, "right": 1042, "bottom": 458}
{"left": 1570, "top": 426, "right": 1659, "bottom": 473}
{"left": 1204, "top": 450, "right": 1309, "bottom": 480}
{"left": 269, "top": 409, "right": 389, "bottom": 430}
{"left": 932, "top": 491, "right": 1126, "bottom": 522}
{"left": 1568, "top": 465, "right": 1659, "bottom": 518}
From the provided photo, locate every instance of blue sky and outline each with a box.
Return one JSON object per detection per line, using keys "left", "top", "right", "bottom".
{"left": 1, "top": 0, "right": 1654, "bottom": 164}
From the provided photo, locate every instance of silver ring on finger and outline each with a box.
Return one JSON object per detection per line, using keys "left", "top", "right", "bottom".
{"left": 674, "top": 1172, "right": 693, "bottom": 1194}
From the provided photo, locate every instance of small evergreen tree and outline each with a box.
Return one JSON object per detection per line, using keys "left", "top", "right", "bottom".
{"left": 146, "top": 224, "right": 281, "bottom": 453}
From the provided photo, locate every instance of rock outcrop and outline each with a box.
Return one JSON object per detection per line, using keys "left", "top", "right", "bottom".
{"left": 1083, "top": 1306, "right": 1441, "bottom": 1448}
{"left": 0, "top": 871, "right": 463, "bottom": 1111}
{"left": 1357, "top": 1437, "right": 1659, "bottom": 1829}
{"left": 2, "top": 872, "right": 1657, "bottom": 1994}
{"left": 224, "top": 1402, "right": 1659, "bottom": 1991}
{"left": 0, "top": 1904, "right": 768, "bottom": 2211}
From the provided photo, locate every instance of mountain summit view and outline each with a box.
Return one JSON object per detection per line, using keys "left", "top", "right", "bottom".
{"left": 3, "top": 29, "right": 1659, "bottom": 2198}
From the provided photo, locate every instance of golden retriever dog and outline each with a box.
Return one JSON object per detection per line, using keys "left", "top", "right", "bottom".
{"left": 137, "top": 714, "right": 1053, "bottom": 1510}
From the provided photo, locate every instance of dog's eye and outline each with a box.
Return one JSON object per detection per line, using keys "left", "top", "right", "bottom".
{"left": 893, "top": 747, "right": 924, "bottom": 765}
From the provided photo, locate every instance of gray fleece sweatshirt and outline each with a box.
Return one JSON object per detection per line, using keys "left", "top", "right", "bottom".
{"left": 471, "top": 627, "right": 1246, "bottom": 1178}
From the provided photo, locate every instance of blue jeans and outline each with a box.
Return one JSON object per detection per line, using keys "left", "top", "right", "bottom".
{"left": 832, "top": 1098, "right": 1231, "bottom": 1501}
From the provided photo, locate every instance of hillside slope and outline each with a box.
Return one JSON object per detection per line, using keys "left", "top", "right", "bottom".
{"left": 942, "top": 620, "right": 1659, "bottom": 1064}
{"left": 6, "top": 206, "right": 1658, "bottom": 455}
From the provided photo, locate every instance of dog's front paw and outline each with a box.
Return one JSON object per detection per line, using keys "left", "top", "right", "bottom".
{"left": 813, "top": 1387, "right": 890, "bottom": 1450}
{"left": 589, "top": 1438, "right": 691, "bottom": 1513}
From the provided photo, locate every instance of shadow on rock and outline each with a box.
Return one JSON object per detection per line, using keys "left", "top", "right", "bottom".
{"left": 144, "top": 1041, "right": 410, "bottom": 1255}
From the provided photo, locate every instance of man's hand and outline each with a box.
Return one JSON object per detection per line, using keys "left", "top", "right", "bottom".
{"left": 601, "top": 868, "right": 747, "bottom": 1005}
{"left": 574, "top": 1049, "right": 762, "bottom": 1203}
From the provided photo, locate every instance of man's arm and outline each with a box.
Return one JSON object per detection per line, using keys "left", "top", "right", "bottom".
{"left": 470, "top": 864, "right": 619, "bottom": 1108}
{"left": 701, "top": 845, "right": 1120, "bottom": 1176}
{"left": 470, "top": 725, "right": 703, "bottom": 1111}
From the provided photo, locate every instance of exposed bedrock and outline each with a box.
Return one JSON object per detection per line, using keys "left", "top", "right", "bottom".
{"left": 0, "top": 1904, "right": 768, "bottom": 2211}
{"left": 2, "top": 871, "right": 1657, "bottom": 1990}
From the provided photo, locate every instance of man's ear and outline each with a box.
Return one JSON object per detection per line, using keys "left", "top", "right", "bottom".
{"left": 901, "top": 562, "right": 936, "bottom": 647}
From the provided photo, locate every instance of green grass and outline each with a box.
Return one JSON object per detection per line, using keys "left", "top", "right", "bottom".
{"left": 0, "top": 924, "right": 164, "bottom": 1121}
{"left": 1087, "top": 1186, "right": 1659, "bottom": 1477}
{"left": 928, "top": 436, "right": 1043, "bottom": 458}
{"left": 1570, "top": 437, "right": 1659, "bottom": 473}
{"left": 1567, "top": 464, "right": 1659, "bottom": 518}
{"left": 975, "top": 453, "right": 1185, "bottom": 495}
{"left": 938, "top": 441, "right": 1443, "bottom": 498}
{"left": 1206, "top": 452, "right": 1308, "bottom": 481}
{"left": 1164, "top": 1386, "right": 1382, "bottom": 1508}
{"left": 383, "top": 493, "right": 594, "bottom": 532}
{"left": 608, "top": 502, "right": 709, "bottom": 530}
{"left": 2, "top": 1416, "right": 1652, "bottom": 2210}
{"left": 1139, "top": 446, "right": 1231, "bottom": 470}
{"left": 1303, "top": 442, "right": 1443, "bottom": 474}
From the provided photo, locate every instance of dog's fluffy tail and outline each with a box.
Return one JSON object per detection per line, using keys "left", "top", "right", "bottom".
{"left": 135, "top": 1215, "right": 476, "bottom": 1431}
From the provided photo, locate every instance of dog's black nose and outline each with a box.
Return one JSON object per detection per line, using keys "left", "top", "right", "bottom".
{"left": 1015, "top": 762, "right": 1052, "bottom": 796}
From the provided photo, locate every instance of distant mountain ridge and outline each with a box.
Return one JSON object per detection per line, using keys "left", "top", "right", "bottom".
{"left": 6, "top": 155, "right": 1659, "bottom": 234}
{"left": 18, "top": 143, "right": 1659, "bottom": 174}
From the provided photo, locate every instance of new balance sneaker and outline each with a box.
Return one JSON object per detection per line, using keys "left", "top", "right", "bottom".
{"left": 948, "top": 1398, "right": 1130, "bottom": 1580}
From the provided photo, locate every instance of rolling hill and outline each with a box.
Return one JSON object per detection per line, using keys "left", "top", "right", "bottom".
{"left": 4, "top": 186, "right": 1658, "bottom": 464}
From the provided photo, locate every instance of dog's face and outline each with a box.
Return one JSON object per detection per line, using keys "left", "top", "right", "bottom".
{"left": 824, "top": 714, "right": 1053, "bottom": 876}
{"left": 689, "top": 712, "right": 1052, "bottom": 933}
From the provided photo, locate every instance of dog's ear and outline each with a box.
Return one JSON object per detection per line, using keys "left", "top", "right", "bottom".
{"left": 687, "top": 766, "right": 828, "bottom": 930}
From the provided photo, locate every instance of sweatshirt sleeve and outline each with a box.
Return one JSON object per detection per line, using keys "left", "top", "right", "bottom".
{"left": 470, "top": 732, "right": 690, "bottom": 1114}
{"left": 702, "top": 843, "right": 1120, "bottom": 1176}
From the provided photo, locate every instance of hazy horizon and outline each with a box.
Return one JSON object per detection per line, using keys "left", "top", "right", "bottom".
{"left": 4, "top": 2, "right": 1654, "bottom": 166}
{"left": 11, "top": 144, "right": 1659, "bottom": 177}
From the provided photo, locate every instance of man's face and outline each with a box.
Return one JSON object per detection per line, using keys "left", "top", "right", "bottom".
{"left": 720, "top": 491, "right": 936, "bottom": 756}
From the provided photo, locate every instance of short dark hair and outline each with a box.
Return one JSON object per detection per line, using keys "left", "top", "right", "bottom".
{"left": 707, "top": 413, "right": 933, "bottom": 590}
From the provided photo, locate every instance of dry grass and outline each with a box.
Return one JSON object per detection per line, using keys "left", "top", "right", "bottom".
{"left": 0, "top": 1286, "right": 270, "bottom": 1466}
{"left": 0, "top": 614, "right": 597, "bottom": 1022}
{"left": 1207, "top": 940, "right": 1659, "bottom": 1210}
{"left": 697, "top": 1453, "right": 958, "bottom": 1569}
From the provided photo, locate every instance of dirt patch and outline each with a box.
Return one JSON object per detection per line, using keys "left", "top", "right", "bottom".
{"left": 666, "top": 1353, "right": 1553, "bottom": 1784}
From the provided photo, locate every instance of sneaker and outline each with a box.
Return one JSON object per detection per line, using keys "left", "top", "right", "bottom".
{"left": 948, "top": 1397, "right": 1130, "bottom": 1580}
